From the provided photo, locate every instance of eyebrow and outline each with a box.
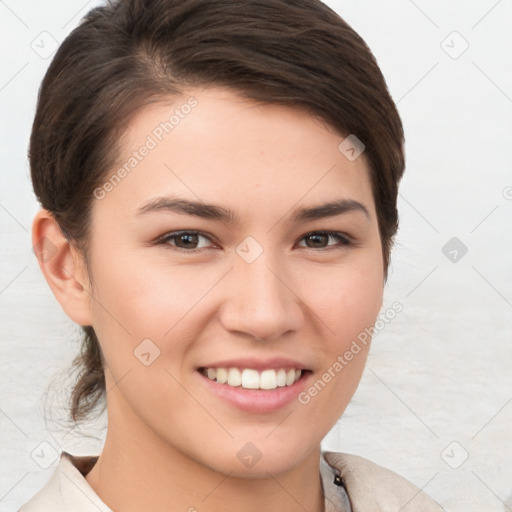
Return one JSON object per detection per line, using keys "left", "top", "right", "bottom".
{"left": 135, "top": 197, "right": 370, "bottom": 224}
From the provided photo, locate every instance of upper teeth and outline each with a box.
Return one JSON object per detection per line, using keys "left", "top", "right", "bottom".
{"left": 201, "top": 368, "right": 302, "bottom": 390}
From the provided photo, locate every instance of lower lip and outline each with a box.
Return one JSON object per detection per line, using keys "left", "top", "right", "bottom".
{"left": 197, "top": 370, "right": 312, "bottom": 414}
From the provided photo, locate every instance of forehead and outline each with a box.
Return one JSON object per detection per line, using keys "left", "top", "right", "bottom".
{"left": 94, "top": 87, "right": 376, "bottom": 223}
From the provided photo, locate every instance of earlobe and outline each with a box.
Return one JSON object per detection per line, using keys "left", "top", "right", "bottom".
{"left": 32, "top": 209, "right": 93, "bottom": 326}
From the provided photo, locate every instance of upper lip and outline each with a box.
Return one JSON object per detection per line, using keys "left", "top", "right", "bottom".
{"left": 198, "top": 357, "right": 310, "bottom": 371}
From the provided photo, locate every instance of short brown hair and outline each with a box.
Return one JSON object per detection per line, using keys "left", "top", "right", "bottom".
{"left": 30, "top": 0, "right": 405, "bottom": 425}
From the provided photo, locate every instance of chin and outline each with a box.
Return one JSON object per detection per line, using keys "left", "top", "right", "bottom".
{"left": 198, "top": 437, "right": 317, "bottom": 478}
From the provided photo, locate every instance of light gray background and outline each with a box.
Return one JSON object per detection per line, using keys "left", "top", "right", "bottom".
{"left": 1, "top": 1, "right": 511, "bottom": 511}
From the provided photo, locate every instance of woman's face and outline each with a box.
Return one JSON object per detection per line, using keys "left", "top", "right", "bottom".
{"left": 85, "top": 87, "right": 384, "bottom": 476}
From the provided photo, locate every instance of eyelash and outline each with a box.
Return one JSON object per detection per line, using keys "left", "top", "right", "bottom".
{"left": 155, "top": 230, "right": 352, "bottom": 252}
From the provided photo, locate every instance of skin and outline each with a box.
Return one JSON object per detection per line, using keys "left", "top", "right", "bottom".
{"left": 33, "top": 86, "right": 384, "bottom": 512}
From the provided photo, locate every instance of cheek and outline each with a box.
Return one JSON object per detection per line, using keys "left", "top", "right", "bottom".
{"left": 86, "top": 260, "right": 209, "bottom": 420}
{"left": 87, "top": 252, "right": 220, "bottom": 363}
{"left": 298, "top": 251, "right": 382, "bottom": 410}
{"left": 296, "top": 307, "right": 379, "bottom": 433}
{"left": 303, "top": 250, "right": 383, "bottom": 343}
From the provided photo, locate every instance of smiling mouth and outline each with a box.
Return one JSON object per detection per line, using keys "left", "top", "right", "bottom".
{"left": 198, "top": 367, "right": 310, "bottom": 390}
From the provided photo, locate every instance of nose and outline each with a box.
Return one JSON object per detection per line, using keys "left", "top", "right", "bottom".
{"left": 219, "top": 249, "right": 303, "bottom": 342}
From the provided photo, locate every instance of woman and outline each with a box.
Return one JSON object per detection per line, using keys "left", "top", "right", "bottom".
{"left": 21, "top": 0, "right": 444, "bottom": 510}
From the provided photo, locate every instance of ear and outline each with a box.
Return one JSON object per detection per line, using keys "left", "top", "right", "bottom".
{"left": 32, "top": 209, "right": 93, "bottom": 326}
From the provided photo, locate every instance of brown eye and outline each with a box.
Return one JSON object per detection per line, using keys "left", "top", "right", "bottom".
{"left": 174, "top": 233, "right": 200, "bottom": 249}
{"left": 157, "top": 231, "right": 214, "bottom": 251}
{"left": 298, "top": 232, "right": 351, "bottom": 249}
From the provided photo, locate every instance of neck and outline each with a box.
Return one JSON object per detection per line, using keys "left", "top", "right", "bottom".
{"left": 85, "top": 392, "right": 325, "bottom": 512}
